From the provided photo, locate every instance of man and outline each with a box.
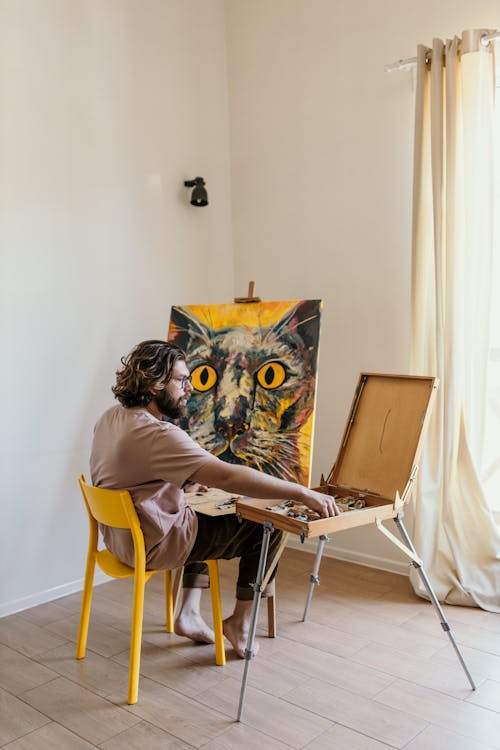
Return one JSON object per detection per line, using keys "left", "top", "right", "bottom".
{"left": 90, "top": 340, "right": 338, "bottom": 657}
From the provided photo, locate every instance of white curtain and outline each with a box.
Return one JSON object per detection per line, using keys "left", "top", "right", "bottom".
{"left": 411, "top": 29, "right": 500, "bottom": 610}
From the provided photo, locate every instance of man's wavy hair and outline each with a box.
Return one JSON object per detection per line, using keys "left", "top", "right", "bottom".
{"left": 112, "top": 340, "right": 186, "bottom": 408}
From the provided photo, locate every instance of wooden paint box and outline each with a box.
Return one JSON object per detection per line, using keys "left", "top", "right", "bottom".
{"left": 236, "top": 373, "right": 438, "bottom": 538}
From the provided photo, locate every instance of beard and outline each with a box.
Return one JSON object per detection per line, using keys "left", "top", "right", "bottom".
{"left": 154, "top": 391, "right": 186, "bottom": 420}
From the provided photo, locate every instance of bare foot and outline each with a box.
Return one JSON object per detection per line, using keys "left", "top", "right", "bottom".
{"left": 174, "top": 612, "right": 215, "bottom": 644}
{"left": 223, "top": 615, "right": 259, "bottom": 658}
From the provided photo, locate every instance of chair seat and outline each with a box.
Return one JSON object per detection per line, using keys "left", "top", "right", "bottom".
{"left": 96, "top": 549, "right": 135, "bottom": 579}
{"left": 96, "top": 549, "right": 161, "bottom": 584}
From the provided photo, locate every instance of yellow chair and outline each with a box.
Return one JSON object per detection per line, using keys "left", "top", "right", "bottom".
{"left": 76, "top": 475, "right": 225, "bottom": 705}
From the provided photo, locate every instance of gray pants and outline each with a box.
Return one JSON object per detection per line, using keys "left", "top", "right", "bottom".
{"left": 183, "top": 512, "right": 282, "bottom": 600}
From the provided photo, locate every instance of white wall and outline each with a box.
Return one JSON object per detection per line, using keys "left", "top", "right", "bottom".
{"left": 225, "top": 0, "right": 500, "bottom": 571}
{"left": 0, "top": 0, "right": 233, "bottom": 614}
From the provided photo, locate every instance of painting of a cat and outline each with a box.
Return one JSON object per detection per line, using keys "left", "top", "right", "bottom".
{"left": 168, "top": 299, "right": 321, "bottom": 485}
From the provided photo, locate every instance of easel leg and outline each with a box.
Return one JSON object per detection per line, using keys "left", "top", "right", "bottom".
{"left": 237, "top": 521, "right": 273, "bottom": 722}
{"left": 302, "top": 534, "right": 329, "bottom": 622}
{"left": 393, "top": 515, "right": 476, "bottom": 690}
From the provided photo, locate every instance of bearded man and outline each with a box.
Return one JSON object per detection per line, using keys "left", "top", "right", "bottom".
{"left": 90, "top": 340, "right": 338, "bottom": 657}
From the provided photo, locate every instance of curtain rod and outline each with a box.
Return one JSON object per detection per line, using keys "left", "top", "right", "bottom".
{"left": 384, "top": 30, "right": 500, "bottom": 72}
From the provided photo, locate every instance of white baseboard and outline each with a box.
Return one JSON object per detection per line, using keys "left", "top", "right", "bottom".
{"left": 0, "top": 571, "right": 109, "bottom": 619}
{"left": 286, "top": 536, "right": 410, "bottom": 577}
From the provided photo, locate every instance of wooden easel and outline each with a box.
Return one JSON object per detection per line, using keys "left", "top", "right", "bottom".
{"left": 234, "top": 280, "right": 261, "bottom": 304}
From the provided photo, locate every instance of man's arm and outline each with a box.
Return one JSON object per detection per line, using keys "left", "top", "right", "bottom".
{"left": 190, "top": 456, "right": 339, "bottom": 518}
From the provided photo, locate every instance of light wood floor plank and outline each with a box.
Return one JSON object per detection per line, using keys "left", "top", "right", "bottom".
{"left": 268, "top": 640, "right": 394, "bottom": 698}
{"left": 466, "top": 678, "right": 500, "bottom": 712}
{"left": 20, "top": 676, "right": 140, "bottom": 745}
{"left": 196, "top": 676, "right": 333, "bottom": 749}
{"left": 438, "top": 602, "right": 500, "bottom": 633}
{"left": 275, "top": 614, "right": 370, "bottom": 658}
{"left": 351, "top": 641, "right": 485, "bottom": 698}
{"left": 283, "top": 676, "right": 427, "bottom": 748}
{"left": 18, "top": 600, "right": 79, "bottom": 628}
{"left": 99, "top": 719, "right": 193, "bottom": 749}
{"left": 320, "top": 574, "right": 393, "bottom": 599}
{"left": 375, "top": 678, "right": 500, "bottom": 749}
{"left": 2, "top": 721, "right": 97, "bottom": 749}
{"left": 0, "top": 687, "right": 51, "bottom": 746}
{"left": 49, "top": 591, "right": 89, "bottom": 617}
{"left": 45, "top": 614, "right": 130, "bottom": 658}
{"left": 219, "top": 646, "right": 315, "bottom": 699}
{"left": 110, "top": 640, "right": 227, "bottom": 698}
{"left": 342, "top": 588, "right": 430, "bottom": 627}
{"left": 35, "top": 642, "right": 130, "bottom": 698}
{"left": 304, "top": 722, "right": 402, "bottom": 750}
{"left": 405, "top": 610, "right": 500, "bottom": 656}
{"left": 404, "top": 724, "right": 498, "bottom": 750}
{"left": 312, "top": 606, "right": 446, "bottom": 659}
{"left": 0, "top": 615, "right": 68, "bottom": 658}
{"left": 201, "top": 721, "right": 294, "bottom": 749}
{"left": 434, "top": 641, "right": 500, "bottom": 681}
{"left": 107, "top": 676, "right": 231, "bottom": 748}
{"left": 0, "top": 644, "right": 58, "bottom": 696}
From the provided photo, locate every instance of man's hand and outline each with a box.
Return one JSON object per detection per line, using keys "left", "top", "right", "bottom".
{"left": 190, "top": 482, "right": 209, "bottom": 493}
{"left": 184, "top": 481, "right": 209, "bottom": 493}
{"left": 300, "top": 488, "right": 339, "bottom": 518}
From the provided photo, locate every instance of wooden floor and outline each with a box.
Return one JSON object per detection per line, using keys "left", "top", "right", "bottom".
{"left": 1, "top": 548, "right": 500, "bottom": 749}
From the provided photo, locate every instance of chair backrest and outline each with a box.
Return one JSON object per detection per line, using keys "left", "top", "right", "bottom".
{"left": 78, "top": 475, "right": 140, "bottom": 530}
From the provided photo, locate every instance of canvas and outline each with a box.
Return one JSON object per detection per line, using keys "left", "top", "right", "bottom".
{"left": 167, "top": 299, "right": 322, "bottom": 485}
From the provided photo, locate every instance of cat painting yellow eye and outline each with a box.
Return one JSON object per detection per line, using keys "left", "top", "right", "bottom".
{"left": 190, "top": 364, "right": 218, "bottom": 392}
{"left": 256, "top": 361, "right": 286, "bottom": 390}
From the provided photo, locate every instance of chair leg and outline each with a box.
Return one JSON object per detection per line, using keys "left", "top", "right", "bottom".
{"left": 128, "top": 569, "right": 147, "bottom": 704}
{"left": 75, "top": 550, "right": 97, "bottom": 659}
{"left": 206, "top": 560, "right": 225, "bottom": 666}
{"left": 164, "top": 570, "right": 174, "bottom": 633}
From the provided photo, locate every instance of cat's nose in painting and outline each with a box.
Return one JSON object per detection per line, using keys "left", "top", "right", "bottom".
{"left": 215, "top": 420, "right": 249, "bottom": 439}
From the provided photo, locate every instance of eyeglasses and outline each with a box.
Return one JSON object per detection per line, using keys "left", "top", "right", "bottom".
{"left": 174, "top": 375, "right": 192, "bottom": 389}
